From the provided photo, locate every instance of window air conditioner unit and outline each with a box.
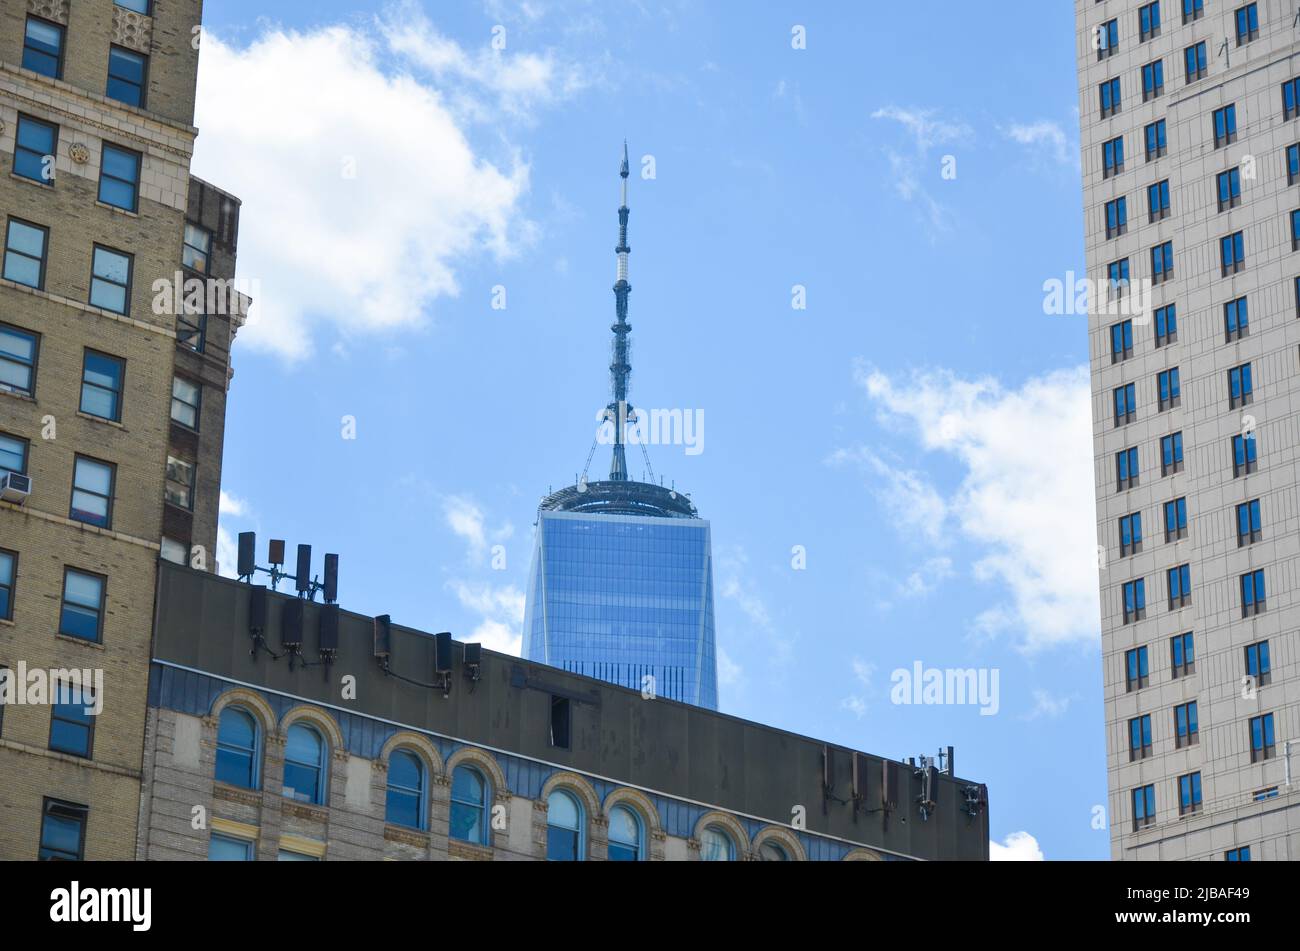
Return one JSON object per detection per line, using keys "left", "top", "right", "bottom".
{"left": 0, "top": 471, "right": 32, "bottom": 504}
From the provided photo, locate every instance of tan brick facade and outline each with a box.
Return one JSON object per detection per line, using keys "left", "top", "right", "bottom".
{"left": 0, "top": 0, "right": 238, "bottom": 860}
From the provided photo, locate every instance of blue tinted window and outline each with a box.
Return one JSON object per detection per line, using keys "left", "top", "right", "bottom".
{"left": 1236, "top": 3, "right": 1259, "bottom": 44}
{"left": 1164, "top": 497, "right": 1187, "bottom": 538}
{"left": 546, "top": 790, "right": 583, "bottom": 861}
{"left": 106, "top": 46, "right": 147, "bottom": 108}
{"left": 208, "top": 834, "right": 254, "bottom": 861}
{"left": 283, "top": 723, "right": 325, "bottom": 804}
{"left": 385, "top": 750, "right": 426, "bottom": 830}
{"left": 90, "top": 246, "right": 131, "bottom": 314}
{"left": 49, "top": 683, "right": 94, "bottom": 757}
{"left": 60, "top": 569, "right": 104, "bottom": 642}
{"left": 215, "top": 707, "right": 259, "bottom": 789}
{"left": 4, "top": 219, "right": 48, "bottom": 289}
{"left": 98, "top": 145, "right": 141, "bottom": 212}
{"left": 1155, "top": 304, "right": 1176, "bottom": 344}
{"left": 0, "top": 324, "right": 39, "bottom": 397}
{"left": 1144, "top": 120, "right": 1166, "bottom": 159}
{"left": 1185, "top": 41, "right": 1206, "bottom": 81}
{"left": 1103, "top": 136, "right": 1124, "bottom": 176}
{"left": 22, "top": 17, "right": 63, "bottom": 79}
{"left": 450, "top": 764, "right": 490, "bottom": 844}
{"left": 0, "top": 549, "right": 14, "bottom": 621}
{"left": 14, "top": 116, "right": 56, "bottom": 184}
{"left": 115, "top": 0, "right": 152, "bottom": 13}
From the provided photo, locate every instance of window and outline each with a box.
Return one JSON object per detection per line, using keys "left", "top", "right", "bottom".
{"left": 208, "top": 834, "right": 255, "bottom": 861}
{"left": 0, "top": 550, "right": 15, "bottom": 621}
{"left": 98, "top": 144, "right": 141, "bottom": 213}
{"left": 215, "top": 706, "right": 260, "bottom": 789}
{"left": 550, "top": 695, "right": 571, "bottom": 749}
{"left": 1164, "top": 497, "right": 1187, "bottom": 541}
{"left": 1221, "top": 231, "right": 1246, "bottom": 276}
{"left": 1232, "top": 433, "right": 1257, "bottom": 477}
{"left": 1237, "top": 499, "right": 1262, "bottom": 546}
{"left": 700, "top": 825, "right": 736, "bottom": 861}
{"left": 1290, "top": 145, "right": 1300, "bottom": 185}
{"left": 278, "top": 850, "right": 318, "bottom": 861}
{"left": 1167, "top": 563, "right": 1191, "bottom": 609}
{"left": 177, "top": 309, "right": 206, "bottom": 353}
{"left": 1105, "top": 196, "right": 1127, "bottom": 238}
{"left": 450, "top": 765, "right": 490, "bottom": 845}
{"left": 1144, "top": 120, "right": 1166, "bottom": 161}
{"left": 0, "top": 433, "right": 29, "bottom": 477}
{"left": 160, "top": 537, "right": 188, "bottom": 565}
{"left": 0, "top": 324, "right": 39, "bottom": 397}
{"left": 546, "top": 790, "right": 583, "bottom": 861}
{"left": 80, "top": 351, "right": 125, "bottom": 422}
{"left": 1235, "top": 3, "right": 1259, "bottom": 45}
{"left": 607, "top": 805, "right": 644, "bottom": 861}
{"left": 1132, "top": 785, "right": 1155, "bottom": 831}
{"left": 115, "top": 0, "right": 153, "bottom": 13}
{"left": 1126, "top": 646, "right": 1149, "bottom": 691}
{"left": 1141, "top": 60, "right": 1164, "bottom": 101}
{"left": 70, "top": 456, "right": 114, "bottom": 529}
{"left": 1123, "top": 578, "right": 1146, "bottom": 623}
{"left": 22, "top": 17, "right": 64, "bottom": 79}
{"left": 1225, "top": 296, "right": 1249, "bottom": 341}
{"left": 1100, "top": 78, "right": 1121, "bottom": 119}
{"left": 1098, "top": 19, "right": 1119, "bottom": 61}
{"left": 1241, "top": 569, "right": 1266, "bottom": 617}
{"left": 1173, "top": 702, "right": 1198, "bottom": 749}
{"left": 1249, "top": 713, "right": 1275, "bottom": 762}
{"left": 1129, "top": 715, "right": 1152, "bottom": 761}
{"left": 1228, "top": 363, "right": 1253, "bottom": 409}
{"left": 1292, "top": 210, "right": 1300, "bottom": 251}
{"left": 49, "top": 682, "right": 95, "bottom": 758}
{"left": 1285, "top": 79, "right": 1300, "bottom": 120}
{"left": 1178, "top": 772, "right": 1202, "bottom": 816}
{"left": 1154, "top": 304, "right": 1176, "bottom": 346}
{"left": 385, "top": 750, "right": 426, "bottom": 830}
{"left": 1182, "top": 0, "right": 1203, "bottom": 22}
{"left": 182, "top": 223, "right": 211, "bottom": 274}
{"left": 1160, "top": 432, "right": 1183, "bottom": 476}
{"left": 1157, "top": 368, "right": 1180, "bottom": 411}
{"left": 4, "top": 218, "right": 48, "bottom": 289}
{"left": 38, "top": 799, "right": 87, "bottom": 861}
{"left": 106, "top": 46, "right": 147, "bottom": 108}
{"left": 1114, "top": 383, "right": 1136, "bottom": 426}
{"left": 1139, "top": 2, "right": 1161, "bottom": 41}
{"left": 14, "top": 115, "right": 57, "bottom": 185}
{"left": 171, "top": 376, "right": 201, "bottom": 429}
{"left": 1217, "top": 168, "right": 1241, "bottom": 212}
{"left": 1151, "top": 241, "right": 1174, "bottom": 284}
{"left": 1103, "top": 136, "right": 1124, "bottom": 178}
{"left": 1184, "top": 41, "right": 1206, "bottom": 82}
{"left": 1110, "top": 320, "right": 1133, "bottom": 363}
{"left": 1120, "top": 512, "right": 1142, "bottom": 555}
{"left": 1245, "top": 640, "right": 1271, "bottom": 686}
{"left": 1108, "top": 259, "right": 1131, "bottom": 298}
{"left": 1116, "top": 446, "right": 1139, "bottom": 491}
{"left": 1213, "top": 104, "right": 1237, "bottom": 147}
{"left": 283, "top": 723, "right": 326, "bottom": 804}
{"left": 1226, "top": 847, "right": 1251, "bottom": 862}
{"left": 1170, "top": 631, "right": 1194, "bottom": 677}
{"left": 88, "top": 246, "right": 133, "bottom": 315}
{"left": 164, "top": 455, "right": 195, "bottom": 510}
{"left": 1147, "top": 179, "right": 1170, "bottom": 222}
{"left": 60, "top": 569, "right": 105, "bottom": 642}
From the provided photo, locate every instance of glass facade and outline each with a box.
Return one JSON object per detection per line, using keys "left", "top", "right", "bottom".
{"left": 523, "top": 510, "right": 718, "bottom": 710}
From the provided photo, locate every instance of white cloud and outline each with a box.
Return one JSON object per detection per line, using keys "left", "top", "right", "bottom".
{"left": 716, "top": 646, "right": 742, "bottom": 687}
{"left": 853, "top": 363, "right": 1099, "bottom": 652}
{"left": 448, "top": 580, "right": 525, "bottom": 656}
{"left": 1003, "top": 120, "right": 1075, "bottom": 168}
{"left": 443, "top": 495, "right": 488, "bottom": 561}
{"left": 900, "top": 557, "right": 954, "bottom": 598}
{"left": 829, "top": 448, "right": 948, "bottom": 546}
{"left": 870, "top": 107, "right": 970, "bottom": 242}
{"left": 219, "top": 491, "right": 247, "bottom": 519}
{"left": 216, "top": 525, "right": 238, "bottom": 579}
{"left": 1025, "top": 689, "right": 1072, "bottom": 721}
{"left": 193, "top": 24, "right": 541, "bottom": 359}
{"left": 990, "top": 831, "right": 1045, "bottom": 861}
{"left": 840, "top": 658, "right": 876, "bottom": 719}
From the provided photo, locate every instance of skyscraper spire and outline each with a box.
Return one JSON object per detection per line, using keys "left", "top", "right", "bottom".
{"left": 608, "top": 141, "right": 633, "bottom": 481}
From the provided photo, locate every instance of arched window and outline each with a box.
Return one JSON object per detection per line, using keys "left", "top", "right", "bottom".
{"left": 546, "top": 789, "right": 584, "bottom": 861}
{"left": 757, "top": 839, "right": 790, "bottom": 861}
{"left": 283, "top": 723, "right": 326, "bottom": 805}
{"left": 700, "top": 825, "right": 735, "bottom": 861}
{"left": 450, "top": 765, "right": 490, "bottom": 845}
{"left": 215, "top": 707, "right": 259, "bottom": 789}
{"left": 385, "top": 750, "right": 426, "bottom": 830}
{"left": 607, "top": 804, "right": 644, "bottom": 861}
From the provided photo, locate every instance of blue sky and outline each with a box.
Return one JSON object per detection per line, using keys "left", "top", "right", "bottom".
{"left": 196, "top": 1, "right": 1099, "bottom": 859}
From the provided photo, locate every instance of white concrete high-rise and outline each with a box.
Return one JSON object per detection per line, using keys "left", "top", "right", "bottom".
{"left": 1077, "top": 0, "right": 1299, "bottom": 860}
